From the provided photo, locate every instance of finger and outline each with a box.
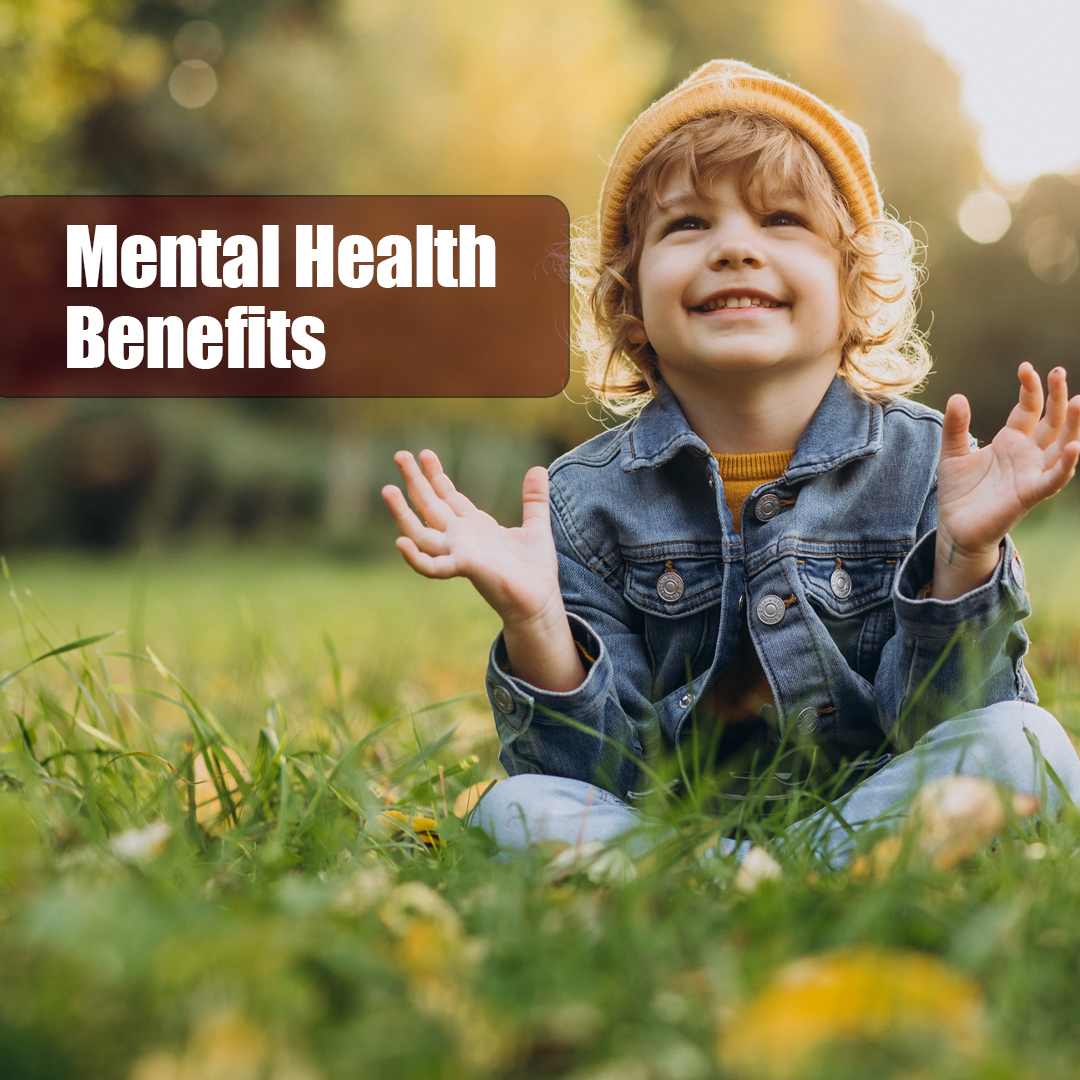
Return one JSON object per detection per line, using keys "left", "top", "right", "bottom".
{"left": 520, "top": 466, "right": 552, "bottom": 531}
{"left": 381, "top": 484, "right": 450, "bottom": 554}
{"left": 417, "top": 448, "right": 475, "bottom": 515}
{"left": 394, "top": 536, "right": 460, "bottom": 580}
{"left": 393, "top": 450, "right": 453, "bottom": 529}
{"left": 1033, "top": 366, "right": 1069, "bottom": 449}
{"left": 1005, "top": 362, "right": 1044, "bottom": 436}
{"left": 381, "top": 482, "right": 420, "bottom": 532}
{"left": 940, "top": 394, "right": 973, "bottom": 459}
{"left": 1060, "top": 394, "right": 1080, "bottom": 452}
{"left": 1027, "top": 439, "right": 1080, "bottom": 505}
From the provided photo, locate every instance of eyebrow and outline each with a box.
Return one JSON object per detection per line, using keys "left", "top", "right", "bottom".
{"left": 652, "top": 188, "right": 706, "bottom": 216}
{"left": 651, "top": 183, "right": 809, "bottom": 217}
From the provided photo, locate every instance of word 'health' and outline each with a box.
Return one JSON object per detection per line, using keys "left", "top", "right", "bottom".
{"left": 67, "top": 224, "right": 497, "bottom": 290}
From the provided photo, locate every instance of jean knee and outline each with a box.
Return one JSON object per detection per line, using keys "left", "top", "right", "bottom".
{"left": 949, "top": 701, "right": 1080, "bottom": 811}
{"left": 468, "top": 774, "right": 641, "bottom": 851}
{"left": 469, "top": 775, "right": 536, "bottom": 836}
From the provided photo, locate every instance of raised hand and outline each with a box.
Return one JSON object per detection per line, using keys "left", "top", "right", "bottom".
{"left": 933, "top": 363, "right": 1080, "bottom": 599}
{"left": 381, "top": 449, "right": 585, "bottom": 691}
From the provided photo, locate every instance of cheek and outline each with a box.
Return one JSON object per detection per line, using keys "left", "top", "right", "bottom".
{"left": 635, "top": 257, "right": 679, "bottom": 331}
{"left": 810, "top": 258, "right": 845, "bottom": 341}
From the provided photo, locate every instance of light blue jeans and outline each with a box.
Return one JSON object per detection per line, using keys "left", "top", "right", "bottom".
{"left": 473, "top": 702, "right": 1080, "bottom": 867}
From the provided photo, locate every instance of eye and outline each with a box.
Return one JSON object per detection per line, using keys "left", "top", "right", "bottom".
{"left": 763, "top": 210, "right": 807, "bottom": 228}
{"left": 663, "top": 215, "right": 707, "bottom": 235}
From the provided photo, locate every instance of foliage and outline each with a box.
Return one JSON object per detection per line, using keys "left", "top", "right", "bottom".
{"left": 6, "top": 0, "right": 1077, "bottom": 534}
{"left": 0, "top": 0, "right": 166, "bottom": 193}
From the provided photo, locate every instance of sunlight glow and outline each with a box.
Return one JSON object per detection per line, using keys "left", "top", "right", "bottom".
{"left": 885, "top": 0, "right": 1080, "bottom": 185}
{"left": 957, "top": 191, "right": 1012, "bottom": 244}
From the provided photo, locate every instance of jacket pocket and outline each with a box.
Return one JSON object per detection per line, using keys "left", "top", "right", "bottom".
{"left": 622, "top": 554, "right": 724, "bottom": 689}
{"left": 797, "top": 555, "right": 898, "bottom": 681}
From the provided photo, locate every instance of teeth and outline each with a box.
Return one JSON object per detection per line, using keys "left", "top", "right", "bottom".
{"left": 698, "top": 296, "right": 780, "bottom": 311}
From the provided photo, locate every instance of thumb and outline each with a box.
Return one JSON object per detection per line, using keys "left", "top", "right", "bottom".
{"left": 940, "top": 394, "right": 973, "bottom": 460}
{"left": 520, "top": 466, "right": 552, "bottom": 530}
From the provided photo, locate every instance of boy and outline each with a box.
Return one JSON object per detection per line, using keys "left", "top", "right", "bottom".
{"left": 382, "top": 60, "right": 1080, "bottom": 864}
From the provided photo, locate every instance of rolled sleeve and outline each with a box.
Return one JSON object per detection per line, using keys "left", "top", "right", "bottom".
{"left": 484, "top": 612, "right": 643, "bottom": 795}
{"left": 485, "top": 613, "right": 612, "bottom": 734}
{"left": 876, "top": 529, "right": 1035, "bottom": 748}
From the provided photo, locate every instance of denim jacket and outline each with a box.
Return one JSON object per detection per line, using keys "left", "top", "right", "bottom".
{"left": 485, "top": 376, "right": 1036, "bottom": 800}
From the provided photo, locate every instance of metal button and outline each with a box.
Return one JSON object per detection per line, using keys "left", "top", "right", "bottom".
{"left": 756, "top": 594, "right": 786, "bottom": 626}
{"left": 737, "top": 592, "right": 745, "bottom": 614}
{"left": 1011, "top": 554, "right": 1025, "bottom": 589}
{"left": 678, "top": 692, "right": 692, "bottom": 709}
{"left": 830, "top": 567, "right": 852, "bottom": 599}
{"left": 755, "top": 493, "right": 781, "bottom": 521}
{"left": 795, "top": 707, "right": 821, "bottom": 734}
{"left": 657, "top": 570, "right": 685, "bottom": 603}
{"left": 491, "top": 686, "right": 515, "bottom": 715}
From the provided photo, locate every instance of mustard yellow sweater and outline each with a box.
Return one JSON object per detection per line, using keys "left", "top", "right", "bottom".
{"left": 712, "top": 450, "right": 794, "bottom": 533}
{"left": 707, "top": 449, "right": 794, "bottom": 725}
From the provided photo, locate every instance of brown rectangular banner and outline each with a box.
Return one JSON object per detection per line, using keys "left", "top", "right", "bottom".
{"left": 0, "top": 196, "right": 569, "bottom": 397}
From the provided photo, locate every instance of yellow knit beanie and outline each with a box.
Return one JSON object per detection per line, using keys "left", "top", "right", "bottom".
{"left": 599, "top": 59, "right": 882, "bottom": 269}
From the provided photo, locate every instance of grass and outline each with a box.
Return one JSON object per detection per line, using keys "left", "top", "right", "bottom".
{"left": 2, "top": 502, "right": 1080, "bottom": 1080}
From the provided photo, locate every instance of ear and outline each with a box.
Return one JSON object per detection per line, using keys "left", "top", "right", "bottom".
{"left": 628, "top": 324, "right": 648, "bottom": 345}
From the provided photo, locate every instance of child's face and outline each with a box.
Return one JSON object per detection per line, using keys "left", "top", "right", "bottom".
{"left": 633, "top": 169, "right": 844, "bottom": 392}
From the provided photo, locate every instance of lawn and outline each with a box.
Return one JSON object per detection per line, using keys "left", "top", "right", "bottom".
{"left": 2, "top": 501, "right": 1080, "bottom": 1080}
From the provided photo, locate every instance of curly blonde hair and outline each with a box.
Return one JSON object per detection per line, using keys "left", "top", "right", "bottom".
{"left": 574, "top": 112, "right": 929, "bottom": 415}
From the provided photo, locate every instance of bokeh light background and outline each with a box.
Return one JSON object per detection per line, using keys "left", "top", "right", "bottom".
{"left": 2, "top": 0, "right": 1079, "bottom": 551}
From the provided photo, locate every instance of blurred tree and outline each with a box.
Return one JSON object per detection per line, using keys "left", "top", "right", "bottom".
{"left": 67, "top": 0, "right": 663, "bottom": 219}
{"left": 922, "top": 173, "right": 1080, "bottom": 443}
{"left": 0, "top": 0, "right": 167, "bottom": 193}
{"left": 9, "top": 0, "right": 1069, "bottom": 544}
{"left": 63, "top": 0, "right": 666, "bottom": 441}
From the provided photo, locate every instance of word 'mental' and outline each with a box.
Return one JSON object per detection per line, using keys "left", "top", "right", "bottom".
{"left": 67, "top": 224, "right": 496, "bottom": 290}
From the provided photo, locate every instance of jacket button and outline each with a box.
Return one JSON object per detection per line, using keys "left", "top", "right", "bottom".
{"left": 1011, "top": 554, "right": 1025, "bottom": 589}
{"left": 795, "top": 707, "right": 820, "bottom": 734}
{"left": 678, "top": 692, "right": 692, "bottom": 709}
{"left": 756, "top": 594, "right": 786, "bottom": 625}
{"left": 755, "top": 493, "right": 781, "bottom": 521}
{"left": 657, "top": 570, "right": 685, "bottom": 602}
{"left": 491, "top": 686, "right": 515, "bottom": 714}
{"left": 830, "top": 567, "right": 852, "bottom": 599}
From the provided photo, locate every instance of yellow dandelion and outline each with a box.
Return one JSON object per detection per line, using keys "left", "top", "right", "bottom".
{"left": 719, "top": 946, "right": 984, "bottom": 1079}
{"left": 379, "top": 810, "right": 440, "bottom": 847}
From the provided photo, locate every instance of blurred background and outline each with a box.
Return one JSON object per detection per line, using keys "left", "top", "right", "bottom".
{"left": 3, "top": 0, "right": 1080, "bottom": 552}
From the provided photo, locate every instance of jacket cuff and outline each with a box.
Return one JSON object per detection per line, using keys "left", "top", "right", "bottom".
{"left": 485, "top": 612, "right": 611, "bottom": 733}
{"left": 893, "top": 529, "right": 1030, "bottom": 638}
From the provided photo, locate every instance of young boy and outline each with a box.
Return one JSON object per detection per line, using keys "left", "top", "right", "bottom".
{"left": 382, "top": 60, "right": 1080, "bottom": 864}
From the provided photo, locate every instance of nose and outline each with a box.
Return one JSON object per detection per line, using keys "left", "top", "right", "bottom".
{"left": 707, "top": 215, "right": 763, "bottom": 268}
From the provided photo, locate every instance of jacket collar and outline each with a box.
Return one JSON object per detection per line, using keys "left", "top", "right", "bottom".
{"left": 620, "top": 376, "right": 883, "bottom": 478}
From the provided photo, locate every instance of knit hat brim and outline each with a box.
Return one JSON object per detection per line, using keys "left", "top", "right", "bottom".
{"left": 599, "top": 60, "right": 882, "bottom": 268}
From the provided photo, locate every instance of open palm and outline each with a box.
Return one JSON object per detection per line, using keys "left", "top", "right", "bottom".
{"left": 937, "top": 363, "right": 1080, "bottom": 559}
{"left": 381, "top": 449, "right": 562, "bottom": 627}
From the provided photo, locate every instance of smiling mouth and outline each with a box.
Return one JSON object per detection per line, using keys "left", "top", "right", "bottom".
{"left": 695, "top": 295, "right": 784, "bottom": 311}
